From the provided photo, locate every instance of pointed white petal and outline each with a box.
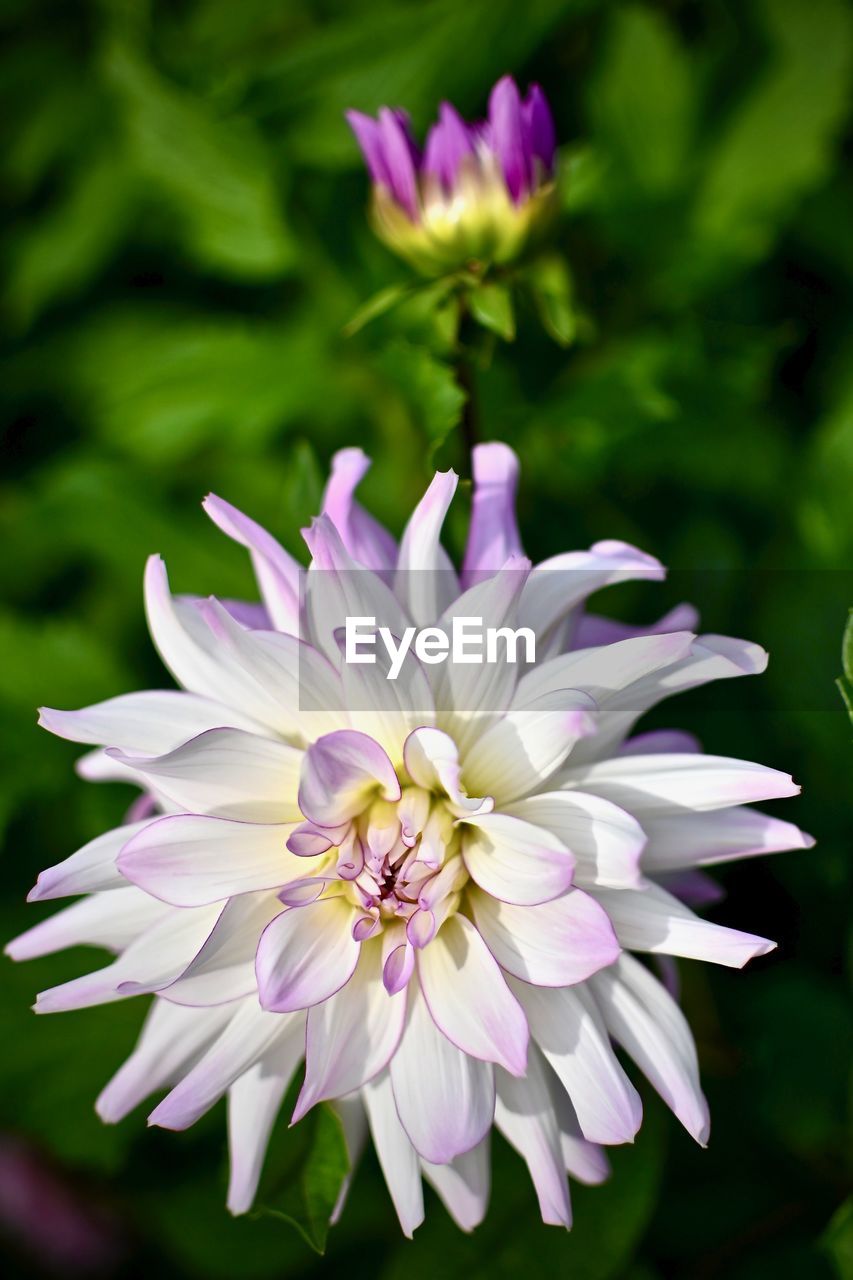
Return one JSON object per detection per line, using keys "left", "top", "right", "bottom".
{"left": 362, "top": 1070, "right": 424, "bottom": 1239}
{"left": 421, "top": 1137, "right": 491, "bottom": 1231}
{"left": 7, "top": 886, "right": 167, "bottom": 960}
{"left": 149, "top": 1002, "right": 304, "bottom": 1130}
{"left": 389, "top": 981, "right": 495, "bottom": 1164}
{"left": 395, "top": 470, "right": 459, "bottom": 624}
{"left": 118, "top": 816, "right": 306, "bottom": 906}
{"left": 505, "top": 791, "right": 645, "bottom": 890}
{"left": 28, "top": 821, "right": 152, "bottom": 901}
{"left": 589, "top": 953, "right": 709, "bottom": 1144}
{"left": 494, "top": 1045, "right": 571, "bottom": 1226}
{"left": 97, "top": 999, "right": 234, "bottom": 1122}
{"left": 295, "top": 939, "right": 406, "bottom": 1118}
{"left": 203, "top": 494, "right": 301, "bottom": 634}
{"left": 561, "top": 753, "right": 800, "bottom": 815}
{"left": 639, "top": 806, "right": 814, "bottom": 873}
{"left": 38, "top": 690, "right": 263, "bottom": 753}
{"left": 227, "top": 1037, "right": 303, "bottom": 1214}
{"left": 108, "top": 728, "right": 303, "bottom": 822}
{"left": 594, "top": 882, "right": 776, "bottom": 967}
{"left": 416, "top": 915, "right": 528, "bottom": 1075}
{"left": 508, "top": 977, "right": 642, "bottom": 1146}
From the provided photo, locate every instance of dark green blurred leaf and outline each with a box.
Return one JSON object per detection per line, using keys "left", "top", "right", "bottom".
{"left": 689, "top": 0, "right": 853, "bottom": 279}
{"left": 591, "top": 5, "right": 695, "bottom": 198}
{"left": 838, "top": 610, "right": 853, "bottom": 721}
{"left": 376, "top": 339, "right": 466, "bottom": 454}
{"left": 524, "top": 253, "right": 577, "bottom": 347}
{"left": 64, "top": 307, "right": 333, "bottom": 462}
{"left": 103, "top": 42, "right": 296, "bottom": 280}
{"left": 823, "top": 1197, "right": 853, "bottom": 1280}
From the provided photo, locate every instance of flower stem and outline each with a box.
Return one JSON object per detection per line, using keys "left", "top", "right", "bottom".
{"left": 455, "top": 301, "right": 480, "bottom": 464}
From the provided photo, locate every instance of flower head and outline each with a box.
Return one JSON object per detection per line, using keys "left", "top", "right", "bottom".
{"left": 9, "top": 443, "right": 811, "bottom": 1237}
{"left": 347, "top": 77, "right": 558, "bottom": 274}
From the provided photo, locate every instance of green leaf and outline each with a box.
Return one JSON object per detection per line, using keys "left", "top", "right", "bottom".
{"left": 823, "top": 1197, "right": 853, "bottom": 1280}
{"left": 590, "top": 4, "right": 695, "bottom": 197}
{"left": 524, "top": 253, "right": 577, "bottom": 346}
{"left": 837, "top": 609, "right": 853, "bottom": 722}
{"left": 4, "top": 146, "right": 136, "bottom": 330}
{"left": 343, "top": 283, "right": 416, "bottom": 336}
{"left": 0, "top": 610, "right": 129, "bottom": 710}
{"left": 468, "top": 281, "right": 516, "bottom": 341}
{"left": 63, "top": 306, "right": 333, "bottom": 462}
{"left": 692, "top": 0, "right": 853, "bottom": 275}
{"left": 256, "top": 1102, "right": 349, "bottom": 1255}
{"left": 102, "top": 42, "right": 295, "bottom": 280}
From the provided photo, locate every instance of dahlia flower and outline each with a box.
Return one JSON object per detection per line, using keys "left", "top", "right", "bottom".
{"left": 9, "top": 443, "right": 811, "bottom": 1237}
{"left": 347, "top": 76, "right": 558, "bottom": 275}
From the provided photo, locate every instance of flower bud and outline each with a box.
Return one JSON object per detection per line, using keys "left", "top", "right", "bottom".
{"left": 347, "top": 76, "right": 558, "bottom": 275}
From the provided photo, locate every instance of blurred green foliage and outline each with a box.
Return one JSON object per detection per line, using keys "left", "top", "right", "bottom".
{"left": 1, "top": 0, "right": 851, "bottom": 1276}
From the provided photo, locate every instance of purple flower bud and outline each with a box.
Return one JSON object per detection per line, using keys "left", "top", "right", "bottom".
{"left": 422, "top": 102, "right": 476, "bottom": 192}
{"left": 347, "top": 75, "right": 560, "bottom": 273}
{"left": 488, "top": 74, "right": 531, "bottom": 202}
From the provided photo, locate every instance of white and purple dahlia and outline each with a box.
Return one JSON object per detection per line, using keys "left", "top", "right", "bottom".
{"left": 347, "top": 75, "right": 558, "bottom": 274}
{"left": 9, "top": 443, "right": 811, "bottom": 1236}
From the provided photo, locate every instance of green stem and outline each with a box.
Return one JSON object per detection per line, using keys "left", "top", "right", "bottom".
{"left": 455, "top": 303, "right": 480, "bottom": 465}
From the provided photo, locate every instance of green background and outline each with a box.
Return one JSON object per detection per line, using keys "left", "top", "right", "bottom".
{"left": 1, "top": 0, "right": 851, "bottom": 1276}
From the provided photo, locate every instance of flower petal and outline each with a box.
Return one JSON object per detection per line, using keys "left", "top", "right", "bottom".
{"left": 509, "top": 978, "right": 642, "bottom": 1146}
{"left": 494, "top": 1044, "right": 571, "bottom": 1226}
{"left": 462, "top": 693, "right": 597, "bottom": 804}
{"left": 594, "top": 882, "right": 776, "bottom": 967}
{"left": 462, "top": 442, "right": 524, "bottom": 587}
{"left": 459, "top": 813, "right": 575, "bottom": 906}
{"left": 202, "top": 494, "right": 301, "bottom": 634}
{"left": 420, "top": 1137, "right": 491, "bottom": 1232}
{"left": 470, "top": 887, "right": 620, "bottom": 987}
{"left": 561, "top": 753, "right": 800, "bottom": 814}
{"left": 589, "top": 953, "right": 709, "bottom": 1144}
{"left": 322, "top": 447, "right": 397, "bottom": 575}
{"left": 28, "top": 820, "right": 153, "bottom": 901}
{"left": 227, "top": 1041, "right": 303, "bottom": 1214}
{"left": 504, "top": 791, "right": 645, "bottom": 890}
{"left": 149, "top": 1002, "right": 303, "bottom": 1130}
{"left": 118, "top": 815, "right": 305, "bottom": 906}
{"left": 390, "top": 981, "right": 495, "bottom": 1164}
{"left": 294, "top": 939, "right": 406, "bottom": 1119}
{"left": 298, "top": 729, "right": 401, "bottom": 827}
{"left": 159, "top": 892, "right": 284, "bottom": 1006}
{"left": 108, "top": 728, "right": 303, "bottom": 822}
{"left": 38, "top": 690, "right": 264, "bottom": 753}
{"left": 256, "top": 897, "right": 361, "bottom": 1012}
{"left": 34, "top": 903, "right": 221, "bottom": 1013}
{"left": 7, "top": 886, "right": 167, "bottom": 961}
{"left": 639, "top": 806, "right": 814, "bottom": 873}
{"left": 417, "top": 915, "right": 528, "bottom": 1075}
{"left": 96, "top": 999, "right": 234, "bottom": 1123}
{"left": 362, "top": 1069, "right": 424, "bottom": 1239}
{"left": 395, "top": 470, "right": 459, "bottom": 625}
